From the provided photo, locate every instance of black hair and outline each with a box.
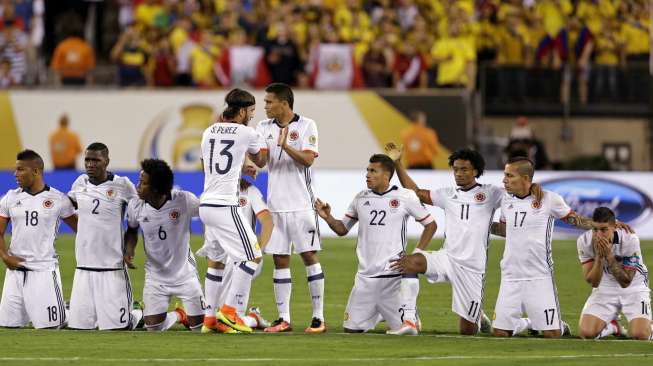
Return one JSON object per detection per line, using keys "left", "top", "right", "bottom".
{"left": 448, "top": 148, "right": 485, "bottom": 178}
{"left": 222, "top": 88, "right": 256, "bottom": 120}
{"left": 265, "top": 83, "right": 294, "bottom": 109}
{"left": 16, "top": 149, "right": 44, "bottom": 171}
{"left": 140, "top": 159, "right": 174, "bottom": 196}
{"left": 86, "top": 142, "right": 109, "bottom": 157}
{"left": 370, "top": 154, "right": 395, "bottom": 179}
{"left": 507, "top": 156, "right": 534, "bottom": 180}
{"left": 593, "top": 207, "right": 616, "bottom": 224}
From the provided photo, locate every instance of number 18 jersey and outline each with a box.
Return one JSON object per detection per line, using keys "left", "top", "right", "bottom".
{"left": 200, "top": 122, "right": 263, "bottom": 206}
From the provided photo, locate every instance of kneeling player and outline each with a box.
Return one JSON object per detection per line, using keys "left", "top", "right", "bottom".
{"left": 124, "top": 159, "right": 205, "bottom": 331}
{"left": 315, "top": 154, "right": 436, "bottom": 334}
{"left": 577, "top": 207, "right": 652, "bottom": 340}
{"left": 0, "top": 150, "right": 77, "bottom": 329}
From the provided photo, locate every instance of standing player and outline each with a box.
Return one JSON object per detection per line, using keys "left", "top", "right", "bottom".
{"left": 0, "top": 150, "right": 77, "bottom": 328}
{"left": 67, "top": 142, "right": 143, "bottom": 330}
{"left": 199, "top": 174, "right": 273, "bottom": 333}
{"left": 256, "top": 82, "right": 325, "bottom": 333}
{"left": 386, "top": 145, "right": 501, "bottom": 335}
{"left": 315, "top": 154, "right": 436, "bottom": 333}
{"left": 577, "top": 207, "right": 651, "bottom": 340}
{"left": 199, "top": 88, "right": 268, "bottom": 333}
{"left": 124, "top": 159, "right": 205, "bottom": 331}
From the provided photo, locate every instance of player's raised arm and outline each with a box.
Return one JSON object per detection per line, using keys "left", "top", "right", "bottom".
{"left": 314, "top": 199, "right": 350, "bottom": 236}
{"left": 384, "top": 143, "right": 432, "bottom": 204}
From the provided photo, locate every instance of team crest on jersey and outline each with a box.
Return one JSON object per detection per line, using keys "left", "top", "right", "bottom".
{"left": 309, "top": 135, "right": 317, "bottom": 145}
{"left": 289, "top": 130, "right": 299, "bottom": 142}
{"left": 43, "top": 199, "right": 54, "bottom": 209}
{"left": 106, "top": 189, "right": 116, "bottom": 199}
{"left": 531, "top": 200, "right": 541, "bottom": 209}
{"left": 239, "top": 197, "right": 248, "bottom": 207}
{"left": 474, "top": 192, "right": 486, "bottom": 202}
{"left": 169, "top": 210, "right": 180, "bottom": 221}
{"left": 389, "top": 199, "right": 400, "bottom": 209}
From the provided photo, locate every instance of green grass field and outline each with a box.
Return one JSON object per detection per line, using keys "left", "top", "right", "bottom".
{"left": 1, "top": 235, "right": 652, "bottom": 365}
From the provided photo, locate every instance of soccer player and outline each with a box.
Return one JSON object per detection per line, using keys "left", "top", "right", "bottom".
{"left": 256, "top": 82, "right": 325, "bottom": 333}
{"left": 199, "top": 88, "right": 268, "bottom": 333}
{"left": 577, "top": 207, "right": 651, "bottom": 340}
{"left": 67, "top": 142, "right": 143, "bottom": 330}
{"left": 386, "top": 145, "right": 502, "bottom": 335}
{"left": 315, "top": 154, "right": 436, "bottom": 333}
{"left": 0, "top": 150, "right": 77, "bottom": 328}
{"left": 124, "top": 159, "right": 205, "bottom": 331}
{"left": 198, "top": 175, "right": 273, "bottom": 333}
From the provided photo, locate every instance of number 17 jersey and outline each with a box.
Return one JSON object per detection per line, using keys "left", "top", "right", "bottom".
{"left": 200, "top": 122, "right": 264, "bottom": 206}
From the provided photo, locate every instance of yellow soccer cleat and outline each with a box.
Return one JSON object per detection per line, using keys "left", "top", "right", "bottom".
{"left": 217, "top": 305, "right": 252, "bottom": 333}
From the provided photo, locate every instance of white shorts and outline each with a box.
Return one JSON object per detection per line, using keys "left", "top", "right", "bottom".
{"left": 493, "top": 277, "right": 562, "bottom": 332}
{"left": 581, "top": 288, "right": 652, "bottom": 323}
{"left": 0, "top": 268, "right": 66, "bottom": 329}
{"left": 265, "top": 210, "right": 321, "bottom": 255}
{"left": 200, "top": 206, "right": 261, "bottom": 261}
{"left": 68, "top": 268, "right": 135, "bottom": 330}
{"left": 422, "top": 250, "right": 485, "bottom": 323}
{"left": 343, "top": 273, "right": 403, "bottom": 332}
{"left": 143, "top": 277, "right": 205, "bottom": 317}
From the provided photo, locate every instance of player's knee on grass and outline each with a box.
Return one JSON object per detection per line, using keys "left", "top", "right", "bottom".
{"left": 493, "top": 328, "right": 512, "bottom": 337}
{"left": 627, "top": 319, "right": 651, "bottom": 340}
{"left": 300, "top": 251, "right": 319, "bottom": 266}
{"left": 272, "top": 254, "right": 291, "bottom": 268}
{"left": 541, "top": 329, "right": 562, "bottom": 338}
{"left": 405, "top": 254, "right": 427, "bottom": 274}
{"left": 459, "top": 318, "right": 477, "bottom": 335}
{"left": 578, "top": 315, "right": 605, "bottom": 339}
{"left": 144, "top": 314, "right": 167, "bottom": 328}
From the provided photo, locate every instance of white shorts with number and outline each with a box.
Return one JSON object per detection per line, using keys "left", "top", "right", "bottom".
{"left": 422, "top": 250, "right": 485, "bottom": 323}
{"left": 264, "top": 210, "right": 321, "bottom": 255}
{"left": 493, "top": 277, "right": 562, "bottom": 332}
{"left": 68, "top": 268, "right": 135, "bottom": 330}
{"left": 581, "top": 288, "right": 652, "bottom": 323}
{"left": 0, "top": 268, "right": 66, "bottom": 329}
{"left": 199, "top": 206, "right": 261, "bottom": 261}
{"left": 343, "top": 273, "right": 403, "bottom": 332}
{"left": 143, "top": 276, "right": 205, "bottom": 317}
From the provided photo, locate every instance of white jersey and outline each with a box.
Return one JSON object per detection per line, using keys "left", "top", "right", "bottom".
{"left": 500, "top": 190, "right": 571, "bottom": 280}
{"left": 577, "top": 229, "right": 649, "bottom": 292}
{"left": 0, "top": 186, "right": 75, "bottom": 271}
{"left": 126, "top": 190, "right": 200, "bottom": 285}
{"left": 342, "top": 186, "right": 434, "bottom": 277}
{"left": 69, "top": 173, "right": 137, "bottom": 269}
{"left": 238, "top": 183, "right": 269, "bottom": 230}
{"left": 255, "top": 114, "right": 319, "bottom": 212}
{"left": 429, "top": 184, "right": 503, "bottom": 273}
{"left": 200, "top": 122, "right": 264, "bottom": 206}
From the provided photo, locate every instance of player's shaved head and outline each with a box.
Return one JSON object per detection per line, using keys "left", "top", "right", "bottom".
{"left": 592, "top": 207, "right": 616, "bottom": 225}
{"left": 369, "top": 154, "right": 395, "bottom": 179}
{"left": 16, "top": 149, "right": 44, "bottom": 171}
{"left": 86, "top": 142, "right": 109, "bottom": 157}
{"left": 506, "top": 156, "right": 534, "bottom": 181}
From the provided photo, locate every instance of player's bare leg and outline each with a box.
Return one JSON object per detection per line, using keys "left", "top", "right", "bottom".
{"left": 459, "top": 317, "right": 477, "bottom": 335}
{"left": 493, "top": 328, "right": 513, "bottom": 337}
{"left": 265, "top": 254, "right": 293, "bottom": 332}
{"left": 578, "top": 314, "right": 608, "bottom": 339}
{"left": 300, "top": 250, "right": 326, "bottom": 333}
{"left": 628, "top": 318, "right": 652, "bottom": 340}
{"left": 542, "top": 329, "right": 562, "bottom": 338}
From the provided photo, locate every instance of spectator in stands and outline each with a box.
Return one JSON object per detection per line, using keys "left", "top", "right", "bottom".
{"left": 496, "top": 10, "right": 530, "bottom": 101}
{"left": 151, "top": 36, "right": 176, "bottom": 87}
{"left": 0, "top": 17, "right": 27, "bottom": 85}
{"left": 504, "top": 116, "right": 551, "bottom": 170}
{"left": 110, "top": 27, "right": 149, "bottom": 87}
{"left": 49, "top": 113, "right": 82, "bottom": 170}
{"left": 592, "top": 19, "right": 623, "bottom": 101}
{"left": 135, "top": 0, "right": 165, "bottom": 28}
{"left": 189, "top": 30, "right": 219, "bottom": 87}
{"left": 0, "top": 57, "right": 15, "bottom": 87}
{"left": 534, "top": 0, "right": 572, "bottom": 70}
{"left": 621, "top": 1, "right": 650, "bottom": 101}
{"left": 50, "top": 18, "right": 95, "bottom": 86}
{"left": 431, "top": 20, "right": 476, "bottom": 89}
{"left": 264, "top": 22, "right": 302, "bottom": 85}
{"left": 396, "top": 0, "right": 418, "bottom": 33}
{"left": 169, "top": 16, "right": 193, "bottom": 86}
{"left": 392, "top": 41, "right": 427, "bottom": 90}
{"left": 400, "top": 110, "right": 438, "bottom": 170}
{"left": 361, "top": 37, "right": 392, "bottom": 88}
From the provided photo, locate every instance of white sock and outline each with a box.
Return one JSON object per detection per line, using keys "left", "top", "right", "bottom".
{"left": 145, "top": 311, "right": 179, "bottom": 331}
{"left": 400, "top": 275, "right": 419, "bottom": 323}
{"left": 130, "top": 309, "right": 143, "bottom": 330}
{"left": 273, "top": 268, "right": 292, "bottom": 323}
{"left": 306, "top": 263, "right": 325, "bottom": 320}
{"left": 224, "top": 261, "right": 258, "bottom": 315}
{"left": 596, "top": 322, "right": 618, "bottom": 339}
{"left": 513, "top": 317, "right": 532, "bottom": 335}
{"left": 253, "top": 260, "right": 263, "bottom": 280}
{"left": 242, "top": 315, "right": 258, "bottom": 328}
{"left": 204, "top": 268, "right": 224, "bottom": 317}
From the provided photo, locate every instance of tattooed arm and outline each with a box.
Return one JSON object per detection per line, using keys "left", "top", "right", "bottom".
{"left": 606, "top": 255, "right": 636, "bottom": 288}
{"left": 490, "top": 222, "right": 506, "bottom": 237}
{"left": 561, "top": 211, "right": 594, "bottom": 230}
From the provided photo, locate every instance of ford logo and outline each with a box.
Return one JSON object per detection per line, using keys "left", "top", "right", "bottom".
{"left": 540, "top": 177, "right": 653, "bottom": 230}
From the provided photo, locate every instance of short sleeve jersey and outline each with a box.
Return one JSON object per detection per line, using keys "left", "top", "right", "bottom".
{"left": 68, "top": 173, "right": 137, "bottom": 269}
{"left": 500, "top": 190, "right": 571, "bottom": 280}
{"left": 577, "top": 229, "right": 649, "bottom": 293}
{"left": 342, "top": 186, "right": 434, "bottom": 277}
{"left": 255, "top": 114, "right": 319, "bottom": 212}
{"left": 127, "top": 190, "right": 200, "bottom": 285}
{"left": 429, "top": 184, "right": 503, "bottom": 273}
{"left": 0, "top": 186, "right": 75, "bottom": 271}
{"left": 200, "top": 122, "right": 264, "bottom": 206}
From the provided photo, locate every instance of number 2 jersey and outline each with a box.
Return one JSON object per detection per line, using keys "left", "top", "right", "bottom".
{"left": 500, "top": 190, "right": 571, "bottom": 280}
{"left": 200, "top": 122, "right": 264, "bottom": 206}
{"left": 127, "top": 190, "right": 200, "bottom": 285}
{"left": 0, "top": 186, "right": 75, "bottom": 271}
{"left": 68, "top": 173, "right": 137, "bottom": 269}
{"left": 341, "top": 186, "right": 434, "bottom": 277}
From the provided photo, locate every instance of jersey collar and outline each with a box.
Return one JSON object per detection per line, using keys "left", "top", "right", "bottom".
{"left": 273, "top": 113, "right": 300, "bottom": 128}
{"left": 457, "top": 183, "right": 481, "bottom": 192}
{"left": 88, "top": 172, "right": 115, "bottom": 186}
{"left": 371, "top": 185, "right": 398, "bottom": 196}
{"left": 22, "top": 185, "right": 50, "bottom": 196}
{"left": 613, "top": 231, "right": 620, "bottom": 245}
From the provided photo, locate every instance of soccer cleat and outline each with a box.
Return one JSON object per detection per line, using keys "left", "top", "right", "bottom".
{"left": 387, "top": 320, "right": 419, "bottom": 335}
{"left": 480, "top": 312, "right": 492, "bottom": 334}
{"left": 132, "top": 300, "right": 145, "bottom": 329}
{"left": 175, "top": 306, "right": 190, "bottom": 329}
{"left": 264, "top": 318, "right": 292, "bottom": 333}
{"left": 610, "top": 319, "right": 625, "bottom": 338}
{"left": 561, "top": 321, "right": 571, "bottom": 336}
{"left": 217, "top": 305, "right": 252, "bottom": 333}
{"left": 216, "top": 321, "right": 239, "bottom": 334}
{"left": 247, "top": 307, "right": 271, "bottom": 329}
{"left": 305, "top": 317, "right": 326, "bottom": 334}
{"left": 201, "top": 315, "right": 218, "bottom": 333}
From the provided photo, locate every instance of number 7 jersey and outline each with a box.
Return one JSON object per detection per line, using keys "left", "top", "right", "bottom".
{"left": 200, "top": 122, "right": 264, "bottom": 206}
